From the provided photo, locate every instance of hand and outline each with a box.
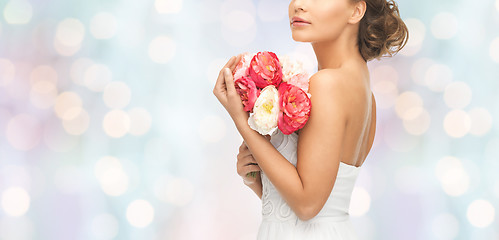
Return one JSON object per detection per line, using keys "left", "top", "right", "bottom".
{"left": 236, "top": 135, "right": 271, "bottom": 184}
{"left": 236, "top": 140, "right": 262, "bottom": 185}
{"left": 213, "top": 54, "right": 249, "bottom": 125}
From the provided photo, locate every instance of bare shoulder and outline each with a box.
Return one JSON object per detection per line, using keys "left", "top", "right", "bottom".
{"left": 308, "top": 68, "right": 362, "bottom": 102}
{"left": 309, "top": 68, "right": 350, "bottom": 85}
{"left": 302, "top": 69, "right": 354, "bottom": 129}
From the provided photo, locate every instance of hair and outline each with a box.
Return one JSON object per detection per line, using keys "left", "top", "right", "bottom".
{"left": 353, "top": 0, "right": 409, "bottom": 62}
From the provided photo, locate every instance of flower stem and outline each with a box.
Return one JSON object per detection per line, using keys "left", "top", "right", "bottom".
{"left": 246, "top": 171, "right": 258, "bottom": 178}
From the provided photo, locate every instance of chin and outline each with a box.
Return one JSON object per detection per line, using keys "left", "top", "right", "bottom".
{"left": 291, "top": 32, "right": 313, "bottom": 42}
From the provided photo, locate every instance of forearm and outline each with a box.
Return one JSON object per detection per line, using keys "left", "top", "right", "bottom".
{"left": 235, "top": 120, "right": 306, "bottom": 215}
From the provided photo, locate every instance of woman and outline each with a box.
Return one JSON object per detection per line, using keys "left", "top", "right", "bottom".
{"left": 213, "top": 0, "right": 408, "bottom": 238}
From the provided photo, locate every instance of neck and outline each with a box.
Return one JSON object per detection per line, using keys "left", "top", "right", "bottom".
{"left": 311, "top": 26, "right": 364, "bottom": 71}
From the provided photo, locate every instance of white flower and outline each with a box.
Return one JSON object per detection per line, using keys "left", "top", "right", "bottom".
{"left": 248, "top": 85, "right": 280, "bottom": 135}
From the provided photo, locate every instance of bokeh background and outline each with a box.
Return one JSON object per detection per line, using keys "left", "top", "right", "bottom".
{"left": 0, "top": 0, "right": 498, "bottom": 239}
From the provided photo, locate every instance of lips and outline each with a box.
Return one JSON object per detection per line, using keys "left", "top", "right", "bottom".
{"left": 291, "top": 16, "right": 311, "bottom": 24}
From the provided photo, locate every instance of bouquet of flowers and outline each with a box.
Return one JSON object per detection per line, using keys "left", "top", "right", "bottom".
{"left": 231, "top": 51, "right": 312, "bottom": 178}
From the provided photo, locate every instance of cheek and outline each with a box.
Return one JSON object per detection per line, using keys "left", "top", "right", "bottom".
{"left": 313, "top": 5, "right": 350, "bottom": 38}
{"left": 288, "top": 2, "right": 295, "bottom": 20}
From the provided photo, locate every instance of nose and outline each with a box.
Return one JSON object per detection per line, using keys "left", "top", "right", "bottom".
{"left": 293, "top": 0, "right": 305, "bottom": 12}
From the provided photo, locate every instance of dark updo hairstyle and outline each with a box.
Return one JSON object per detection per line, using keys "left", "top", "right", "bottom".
{"left": 354, "top": 0, "right": 409, "bottom": 62}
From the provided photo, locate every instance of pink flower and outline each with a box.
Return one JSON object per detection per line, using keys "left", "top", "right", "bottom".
{"left": 234, "top": 52, "right": 254, "bottom": 80}
{"left": 278, "top": 54, "right": 310, "bottom": 93}
{"left": 234, "top": 76, "right": 260, "bottom": 113}
{"left": 277, "top": 82, "right": 312, "bottom": 135}
{"left": 285, "top": 72, "right": 310, "bottom": 93}
{"left": 249, "top": 51, "right": 283, "bottom": 89}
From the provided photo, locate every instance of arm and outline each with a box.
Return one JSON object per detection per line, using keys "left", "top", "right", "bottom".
{"left": 235, "top": 70, "right": 350, "bottom": 221}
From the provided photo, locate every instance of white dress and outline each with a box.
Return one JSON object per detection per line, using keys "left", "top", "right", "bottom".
{"left": 257, "top": 128, "right": 361, "bottom": 240}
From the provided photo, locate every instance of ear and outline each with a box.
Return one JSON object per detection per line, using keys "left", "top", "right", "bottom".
{"left": 348, "top": 1, "right": 366, "bottom": 24}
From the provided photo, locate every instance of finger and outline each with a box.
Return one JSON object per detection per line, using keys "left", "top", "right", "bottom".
{"left": 224, "top": 56, "right": 238, "bottom": 76}
{"left": 224, "top": 68, "right": 236, "bottom": 94}
{"left": 238, "top": 151, "right": 254, "bottom": 165}
{"left": 224, "top": 55, "right": 236, "bottom": 69}
{"left": 236, "top": 158, "right": 245, "bottom": 175}
{"left": 239, "top": 141, "right": 247, "bottom": 151}
{"left": 213, "top": 72, "right": 225, "bottom": 96}
{"left": 241, "top": 154, "right": 255, "bottom": 164}
{"left": 214, "top": 68, "right": 227, "bottom": 91}
{"left": 244, "top": 156, "right": 258, "bottom": 166}
{"left": 213, "top": 56, "right": 236, "bottom": 93}
{"left": 217, "top": 56, "right": 234, "bottom": 86}
{"left": 239, "top": 147, "right": 251, "bottom": 158}
{"left": 240, "top": 153, "right": 252, "bottom": 163}
{"left": 230, "top": 54, "right": 242, "bottom": 72}
{"left": 240, "top": 145, "right": 252, "bottom": 157}
{"left": 243, "top": 177, "right": 256, "bottom": 185}
{"left": 239, "top": 141, "right": 248, "bottom": 151}
{"left": 245, "top": 165, "right": 261, "bottom": 173}
{"left": 244, "top": 160, "right": 257, "bottom": 167}
{"left": 231, "top": 55, "right": 242, "bottom": 76}
{"left": 243, "top": 141, "right": 251, "bottom": 153}
{"left": 223, "top": 67, "right": 233, "bottom": 85}
{"left": 237, "top": 160, "right": 245, "bottom": 172}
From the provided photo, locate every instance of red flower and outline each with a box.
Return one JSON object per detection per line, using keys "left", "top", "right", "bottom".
{"left": 248, "top": 51, "right": 283, "bottom": 89}
{"left": 235, "top": 76, "right": 260, "bottom": 113}
{"left": 277, "top": 82, "right": 311, "bottom": 135}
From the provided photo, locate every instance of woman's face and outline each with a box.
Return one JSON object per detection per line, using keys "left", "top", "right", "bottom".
{"left": 289, "top": 0, "right": 355, "bottom": 43}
